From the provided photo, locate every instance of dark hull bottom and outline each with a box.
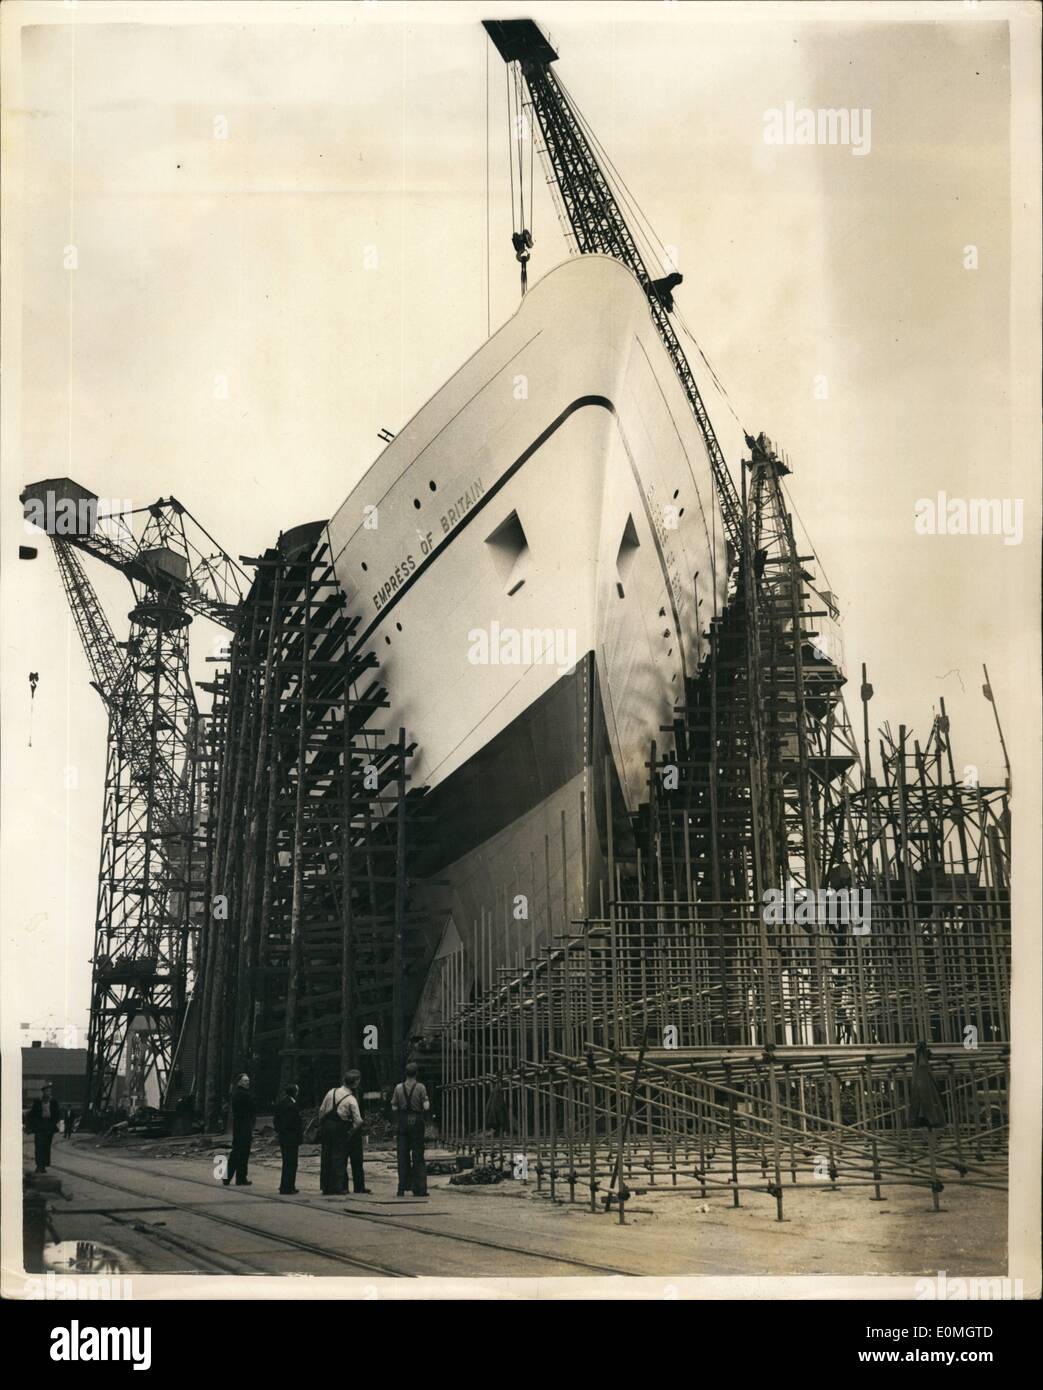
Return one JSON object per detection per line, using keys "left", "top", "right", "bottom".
{"left": 408, "top": 650, "right": 634, "bottom": 1042}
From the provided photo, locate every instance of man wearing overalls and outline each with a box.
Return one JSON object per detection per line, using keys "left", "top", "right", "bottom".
{"left": 391, "top": 1062, "right": 430, "bottom": 1198}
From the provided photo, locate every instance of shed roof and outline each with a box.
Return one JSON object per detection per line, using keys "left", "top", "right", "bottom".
{"left": 22, "top": 1047, "right": 88, "bottom": 1077}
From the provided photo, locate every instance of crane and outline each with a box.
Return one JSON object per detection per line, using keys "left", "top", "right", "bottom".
{"left": 483, "top": 18, "right": 744, "bottom": 556}
{"left": 51, "top": 541, "right": 191, "bottom": 831}
{"left": 51, "top": 542, "right": 125, "bottom": 702}
{"left": 21, "top": 479, "right": 247, "bottom": 1119}
{"left": 482, "top": 20, "right": 861, "bottom": 930}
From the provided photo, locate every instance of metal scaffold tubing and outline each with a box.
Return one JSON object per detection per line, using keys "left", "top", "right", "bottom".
{"left": 433, "top": 438, "right": 1010, "bottom": 1225}
{"left": 190, "top": 525, "right": 425, "bottom": 1118}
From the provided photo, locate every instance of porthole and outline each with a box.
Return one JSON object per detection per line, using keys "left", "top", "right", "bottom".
{"left": 361, "top": 561, "right": 368, "bottom": 572}
{"left": 429, "top": 480, "right": 437, "bottom": 491}
{"left": 413, "top": 498, "right": 421, "bottom": 509}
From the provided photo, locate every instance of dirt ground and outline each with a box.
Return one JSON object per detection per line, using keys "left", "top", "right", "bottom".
{"left": 29, "top": 1130, "right": 1008, "bottom": 1282}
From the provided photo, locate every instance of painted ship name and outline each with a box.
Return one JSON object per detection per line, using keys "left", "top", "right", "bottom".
{"left": 372, "top": 475, "right": 485, "bottom": 612}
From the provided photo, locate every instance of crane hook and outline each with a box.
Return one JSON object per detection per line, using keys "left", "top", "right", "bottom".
{"left": 512, "top": 229, "right": 533, "bottom": 296}
{"left": 28, "top": 671, "right": 39, "bottom": 748}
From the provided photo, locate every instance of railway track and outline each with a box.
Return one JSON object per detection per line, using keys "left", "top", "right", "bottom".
{"left": 47, "top": 1150, "right": 636, "bottom": 1278}
{"left": 48, "top": 1158, "right": 416, "bottom": 1278}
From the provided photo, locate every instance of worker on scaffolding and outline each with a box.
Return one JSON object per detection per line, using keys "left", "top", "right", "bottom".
{"left": 484, "top": 1073, "right": 507, "bottom": 1137}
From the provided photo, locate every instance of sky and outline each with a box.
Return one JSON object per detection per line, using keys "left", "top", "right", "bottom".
{"left": 1, "top": 0, "right": 1037, "bottom": 1037}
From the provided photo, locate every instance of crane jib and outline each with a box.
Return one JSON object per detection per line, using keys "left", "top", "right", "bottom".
{"left": 482, "top": 18, "right": 743, "bottom": 555}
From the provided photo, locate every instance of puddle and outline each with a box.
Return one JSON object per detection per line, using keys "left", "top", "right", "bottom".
{"left": 43, "top": 1240, "right": 129, "bottom": 1274}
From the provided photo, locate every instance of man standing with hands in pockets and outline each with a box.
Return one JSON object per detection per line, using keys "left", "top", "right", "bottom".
{"left": 273, "top": 1082, "right": 303, "bottom": 1195}
{"left": 223, "top": 1074, "right": 256, "bottom": 1187}
{"left": 344, "top": 1069, "right": 372, "bottom": 1194}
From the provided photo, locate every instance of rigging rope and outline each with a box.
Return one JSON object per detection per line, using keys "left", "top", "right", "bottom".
{"left": 781, "top": 479, "right": 838, "bottom": 604}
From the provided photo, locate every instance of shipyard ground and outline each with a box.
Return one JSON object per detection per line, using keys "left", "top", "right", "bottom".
{"left": 29, "top": 1134, "right": 1005, "bottom": 1283}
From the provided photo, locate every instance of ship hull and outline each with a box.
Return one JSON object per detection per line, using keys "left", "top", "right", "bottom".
{"left": 327, "top": 255, "right": 727, "bottom": 1022}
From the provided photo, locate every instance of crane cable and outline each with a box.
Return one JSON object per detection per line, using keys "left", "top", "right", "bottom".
{"left": 506, "top": 65, "right": 517, "bottom": 234}
{"left": 505, "top": 62, "right": 534, "bottom": 294}
{"left": 485, "top": 36, "right": 491, "bottom": 338}
{"left": 514, "top": 64, "right": 526, "bottom": 234}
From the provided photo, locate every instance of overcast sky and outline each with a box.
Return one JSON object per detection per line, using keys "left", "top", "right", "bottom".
{"left": 1, "top": 1, "right": 1036, "bottom": 1036}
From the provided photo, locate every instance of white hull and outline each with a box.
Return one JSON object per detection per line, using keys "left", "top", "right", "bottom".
{"left": 327, "top": 255, "right": 728, "bottom": 822}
